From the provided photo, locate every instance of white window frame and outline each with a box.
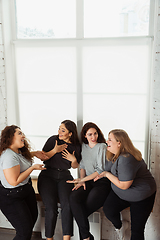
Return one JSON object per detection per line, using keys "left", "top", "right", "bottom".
{"left": 1, "top": 0, "right": 156, "bottom": 164}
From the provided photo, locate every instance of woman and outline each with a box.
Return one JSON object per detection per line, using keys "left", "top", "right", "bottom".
{"left": 0, "top": 125, "right": 47, "bottom": 240}
{"left": 68, "top": 122, "right": 112, "bottom": 240}
{"left": 37, "top": 120, "right": 81, "bottom": 240}
{"left": 95, "top": 129, "right": 156, "bottom": 240}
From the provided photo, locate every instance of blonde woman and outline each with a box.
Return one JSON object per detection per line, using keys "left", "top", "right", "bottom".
{"left": 95, "top": 129, "right": 156, "bottom": 240}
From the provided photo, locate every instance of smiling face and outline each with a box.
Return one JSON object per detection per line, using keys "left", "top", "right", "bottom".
{"left": 85, "top": 128, "right": 98, "bottom": 147}
{"left": 58, "top": 123, "right": 72, "bottom": 143}
{"left": 106, "top": 132, "right": 121, "bottom": 155}
{"left": 10, "top": 128, "right": 25, "bottom": 153}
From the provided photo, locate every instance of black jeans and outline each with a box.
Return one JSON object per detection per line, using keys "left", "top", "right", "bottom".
{"left": 103, "top": 190, "right": 156, "bottom": 240}
{"left": 69, "top": 178, "right": 111, "bottom": 239}
{"left": 37, "top": 168, "right": 74, "bottom": 238}
{"left": 0, "top": 180, "right": 38, "bottom": 240}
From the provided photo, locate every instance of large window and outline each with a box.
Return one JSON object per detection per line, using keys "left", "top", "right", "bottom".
{"left": 13, "top": 0, "right": 153, "bottom": 177}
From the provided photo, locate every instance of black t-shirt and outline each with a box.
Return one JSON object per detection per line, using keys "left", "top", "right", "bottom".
{"left": 43, "top": 135, "right": 81, "bottom": 169}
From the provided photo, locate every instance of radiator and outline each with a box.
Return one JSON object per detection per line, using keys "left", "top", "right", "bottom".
{"left": 41, "top": 206, "right": 101, "bottom": 240}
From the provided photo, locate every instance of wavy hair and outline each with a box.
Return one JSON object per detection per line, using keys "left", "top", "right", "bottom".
{"left": 81, "top": 122, "right": 106, "bottom": 144}
{"left": 107, "top": 129, "right": 142, "bottom": 162}
{"left": 0, "top": 125, "right": 32, "bottom": 161}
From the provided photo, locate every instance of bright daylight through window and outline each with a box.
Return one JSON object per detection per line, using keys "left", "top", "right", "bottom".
{"left": 14, "top": 0, "right": 152, "bottom": 177}
{"left": 16, "top": 0, "right": 150, "bottom": 38}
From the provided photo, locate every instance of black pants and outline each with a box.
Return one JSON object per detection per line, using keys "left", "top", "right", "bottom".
{"left": 0, "top": 180, "right": 38, "bottom": 240}
{"left": 103, "top": 190, "right": 156, "bottom": 240}
{"left": 69, "top": 178, "right": 111, "bottom": 239}
{"left": 38, "top": 168, "right": 74, "bottom": 238}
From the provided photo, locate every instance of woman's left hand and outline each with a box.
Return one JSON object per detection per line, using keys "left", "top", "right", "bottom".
{"left": 62, "top": 149, "right": 76, "bottom": 162}
{"left": 66, "top": 178, "right": 81, "bottom": 184}
{"left": 33, "top": 151, "right": 49, "bottom": 161}
{"left": 94, "top": 171, "right": 108, "bottom": 181}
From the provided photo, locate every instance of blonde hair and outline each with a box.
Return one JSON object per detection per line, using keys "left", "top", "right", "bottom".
{"left": 107, "top": 129, "right": 142, "bottom": 162}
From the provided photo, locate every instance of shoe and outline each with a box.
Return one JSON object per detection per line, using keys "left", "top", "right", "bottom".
{"left": 115, "top": 220, "right": 129, "bottom": 240}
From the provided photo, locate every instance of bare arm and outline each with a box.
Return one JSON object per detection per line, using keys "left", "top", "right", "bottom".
{"left": 31, "top": 151, "right": 49, "bottom": 161}
{"left": 79, "top": 171, "right": 99, "bottom": 183}
{"left": 94, "top": 171, "right": 133, "bottom": 190}
{"left": 80, "top": 168, "right": 86, "bottom": 179}
{"left": 43, "top": 140, "right": 67, "bottom": 159}
{"left": 3, "top": 164, "right": 46, "bottom": 187}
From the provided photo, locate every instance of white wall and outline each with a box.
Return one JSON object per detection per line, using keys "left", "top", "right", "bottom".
{"left": 0, "top": 0, "right": 7, "bottom": 131}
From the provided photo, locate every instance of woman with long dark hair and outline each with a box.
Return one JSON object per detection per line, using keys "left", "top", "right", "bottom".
{"left": 95, "top": 129, "right": 156, "bottom": 240}
{"left": 0, "top": 125, "right": 46, "bottom": 240}
{"left": 67, "top": 122, "right": 112, "bottom": 240}
{"left": 38, "top": 120, "right": 81, "bottom": 240}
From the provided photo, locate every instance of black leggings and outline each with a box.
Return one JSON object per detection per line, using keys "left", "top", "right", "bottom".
{"left": 69, "top": 178, "right": 111, "bottom": 239}
{"left": 103, "top": 190, "right": 156, "bottom": 240}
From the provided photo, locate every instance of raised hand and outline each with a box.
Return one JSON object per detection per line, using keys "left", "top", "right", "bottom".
{"left": 54, "top": 140, "right": 68, "bottom": 153}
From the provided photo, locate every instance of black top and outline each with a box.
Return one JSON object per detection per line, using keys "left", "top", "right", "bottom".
{"left": 43, "top": 135, "right": 81, "bottom": 169}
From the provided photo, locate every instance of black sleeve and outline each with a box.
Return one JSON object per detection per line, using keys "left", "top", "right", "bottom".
{"left": 42, "top": 135, "right": 57, "bottom": 152}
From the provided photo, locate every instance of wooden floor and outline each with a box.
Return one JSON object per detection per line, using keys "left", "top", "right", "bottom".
{"left": 0, "top": 228, "right": 42, "bottom": 240}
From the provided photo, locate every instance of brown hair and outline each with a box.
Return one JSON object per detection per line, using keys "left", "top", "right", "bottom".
{"left": 107, "top": 129, "right": 142, "bottom": 162}
{"left": 0, "top": 125, "right": 32, "bottom": 161}
{"left": 81, "top": 122, "right": 106, "bottom": 144}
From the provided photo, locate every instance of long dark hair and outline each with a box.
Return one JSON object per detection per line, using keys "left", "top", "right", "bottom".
{"left": 81, "top": 122, "right": 106, "bottom": 144}
{"left": 0, "top": 125, "right": 32, "bottom": 161}
{"left": 61, "top": 120, "right": 80, "bottom": 146}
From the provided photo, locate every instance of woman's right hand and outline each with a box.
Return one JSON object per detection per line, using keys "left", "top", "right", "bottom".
{"left": 32, "top": 164, "right": 46, "bottom": 170}
{"left": 94, "top": 171, "right": 107, "bottom": 181}
{"left": 54, "top": 140, "right": 68, "bottom": 153}
{"left": 43, "top": 140, "right": 68, "bottom": 158}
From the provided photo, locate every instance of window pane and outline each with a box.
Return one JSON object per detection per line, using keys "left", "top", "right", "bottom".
{"left": 18, "top": 92, "right": 77, "bottom": 178}
{"left": 15, "top": 0, "right": 76, "bottom": 38}
{"left": 18, "top": 93, "right": 77, "bottom": 137}
{"left": 15, "top": 45, "right": 76, "bottom": 92}
{"left": 83, "top": 94, "right": 147, "bottom": 158}
{"left": 82, "top": 39, "right": 150, "bottom": 158}
{"left": 83, "top": 39, "right": 150, "bottom": 94}
{"left": 84, "top": 0, "right": 150, "bottom": 37}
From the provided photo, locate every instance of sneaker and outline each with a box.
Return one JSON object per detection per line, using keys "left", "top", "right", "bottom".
{"left": 115, "top": 220, "right": 129, "bottom": 240}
